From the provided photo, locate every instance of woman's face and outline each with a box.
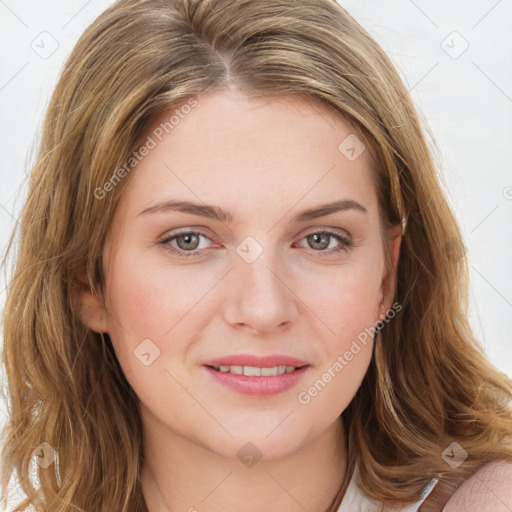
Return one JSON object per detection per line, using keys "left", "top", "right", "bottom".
{"left": 84, "top": 90, "right": 401, "bottom": 460}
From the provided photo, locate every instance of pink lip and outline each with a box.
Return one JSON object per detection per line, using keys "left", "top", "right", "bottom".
{"left": 204, "top": 365, "right": 310, "bottom": 397}
{"left": 202, "top": 354, "right": 310, "bottom": 368}
{"left": 202, "top": 354, "right": 311, "bottom": 397}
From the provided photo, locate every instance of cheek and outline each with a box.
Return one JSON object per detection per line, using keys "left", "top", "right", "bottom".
{"left": 103, "top": 251, "right": 205, "bottom": 404}
{"left": 101, "top": 241, "right": 382, "bottom": 442}
{"left": 106, "top": 243, "right": 384, "bottom": 349}
{"left": 303, "top": 260, "right": 383, "bottom": 344}
{"left": 104, "top": 247, "right": 217, "bottom": 366}
{"left": 295, "top": 265, "right": 380, "bottom": 413}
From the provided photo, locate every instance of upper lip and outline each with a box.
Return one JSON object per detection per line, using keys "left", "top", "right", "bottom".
{"left": 203, "top": 354, "right": 310, "bottom": 368}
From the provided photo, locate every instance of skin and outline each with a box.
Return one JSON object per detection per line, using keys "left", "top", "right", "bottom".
{"left": 443, "top": 461, "right": 512, "bottom": 512}
{"left": 79, "top": 90, "right": 402, "bottom": 512}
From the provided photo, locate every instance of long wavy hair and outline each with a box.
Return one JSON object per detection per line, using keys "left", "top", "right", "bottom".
{"left": 2, "top": 0, "right": 512, "bottom": 510}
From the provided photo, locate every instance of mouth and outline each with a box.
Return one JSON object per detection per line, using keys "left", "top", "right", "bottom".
{"left": 206, "top": 364, "right": 308, "bottom": 376}
{"left": 203, "top": 363, "right": 311, "bottom": 397}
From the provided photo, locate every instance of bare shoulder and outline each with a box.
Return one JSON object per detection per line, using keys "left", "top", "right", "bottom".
{"left": 444, "top": 460, "right": 512, "bottom": 512}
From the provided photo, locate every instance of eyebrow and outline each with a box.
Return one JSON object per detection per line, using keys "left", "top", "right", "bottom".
{"left": 138, "top": 198, "right": 367, "bottom": 223}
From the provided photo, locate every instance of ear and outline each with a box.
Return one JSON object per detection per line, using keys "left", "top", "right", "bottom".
{"left": 73, "top": 269, "right": 109, "bottom": 334}
{"left": 377, "top": 224, "right": 402, "bottom": 317}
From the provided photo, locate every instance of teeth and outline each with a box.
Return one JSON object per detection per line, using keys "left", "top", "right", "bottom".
{"left": 215, "top": 365, "right": 298, "bottom": 375}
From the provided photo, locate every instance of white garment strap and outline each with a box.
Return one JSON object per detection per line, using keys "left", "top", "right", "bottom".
{"left": 336, "top": 463, "right": 439, "bottom": 512}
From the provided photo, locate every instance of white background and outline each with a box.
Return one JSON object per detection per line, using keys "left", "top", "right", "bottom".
{"left": 0, "top": 0, "right": 511, "bottom": 508}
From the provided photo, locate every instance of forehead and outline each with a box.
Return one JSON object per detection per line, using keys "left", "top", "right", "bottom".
{"left": 118, "top": 90, "right": 378, "bottom": 220}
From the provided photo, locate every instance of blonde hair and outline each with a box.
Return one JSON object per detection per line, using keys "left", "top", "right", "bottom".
{"left": 2, "top": 0, "right": 511, "bottom": 510}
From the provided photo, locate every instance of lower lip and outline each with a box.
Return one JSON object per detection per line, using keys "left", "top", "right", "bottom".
{"left": 204, "top": 365, "right": 310, "bottom": 397}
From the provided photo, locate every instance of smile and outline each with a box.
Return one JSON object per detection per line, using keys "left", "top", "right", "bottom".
{"left": 204, "top": 364, "right": 310, "bottom": 396}
{"left": 210, "top": 364, "right": 299, "bottom": 376}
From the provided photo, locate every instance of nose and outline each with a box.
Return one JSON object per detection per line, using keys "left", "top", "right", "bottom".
{"left": 222, "top": 248, "right": 299, "bottom": 335}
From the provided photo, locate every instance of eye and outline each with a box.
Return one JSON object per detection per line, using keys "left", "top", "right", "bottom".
{"left": 159, "top": 231, "right": 214, "bottom": 258}
{"left": 295, "top": 230, "right": 352, "bottom": 256}
{"left": 159, "top": 228, "right": 352, "bottom": 259}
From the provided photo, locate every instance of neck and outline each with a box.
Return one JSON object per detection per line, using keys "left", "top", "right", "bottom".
{"left": 140, "top": 411, "right": 348, "bottom": 512}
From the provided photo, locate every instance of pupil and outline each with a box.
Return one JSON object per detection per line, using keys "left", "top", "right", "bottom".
{"left": 310, "top": 233, "right": 328, "bottom": 249}
{"left": 179, "top": 234, "right": 199, "bottom": 250}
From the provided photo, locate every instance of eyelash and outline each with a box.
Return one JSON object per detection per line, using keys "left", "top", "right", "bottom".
{"left": 158, "top": 229, "right": 352, "bottom": 259}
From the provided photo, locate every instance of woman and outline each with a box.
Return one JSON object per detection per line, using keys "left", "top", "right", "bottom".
{"left": 2, "top": 0, "right": 512, "bottom": 511}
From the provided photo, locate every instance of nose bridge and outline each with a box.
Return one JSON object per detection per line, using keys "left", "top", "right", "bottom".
{"left": 224, "top": 235, "right": 297, "bottom": 332}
